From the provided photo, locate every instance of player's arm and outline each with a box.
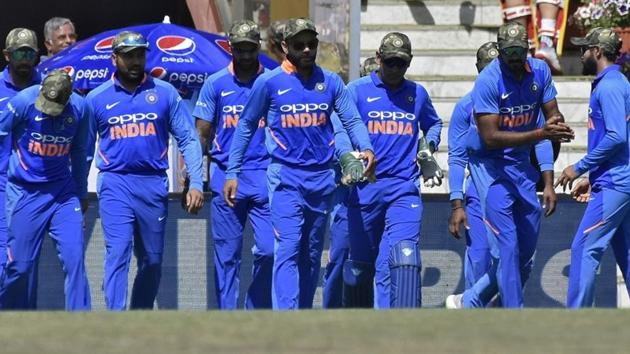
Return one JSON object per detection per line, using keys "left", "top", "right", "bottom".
{"left": 0, "top": 95, "right": 27, "bottom": 138}
{"left": 339, "top": 79, "right": 375, "bottom": 177}
{"left": 331, "top": 112, "right": 364, "bottom": 185}
{"left": 84, "top": 94, "right": 98, "bottom": 175}
{"left": 418, "top": 86, "right": 442, "bottom": 149}
{"left": 417, "top": 85, "right": 444, "bottom": 188}
{"left": 192, "top": 79, "right": 218, "bottom": 157}
{"left": 447, "top": 99, "right": 470, "bottom": 238}
{"left": 168, "top": 90, "right": 204, "bottom": 214}
{"left": 71, "top": 97, "right": 90, "bottom": 212}
{"left": 533, "top": 112, "right": 557, "bottom": 216}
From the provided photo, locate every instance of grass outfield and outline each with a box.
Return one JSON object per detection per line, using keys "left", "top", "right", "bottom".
{"left": 1, "top": 309, "right": 629, "bottom": 354}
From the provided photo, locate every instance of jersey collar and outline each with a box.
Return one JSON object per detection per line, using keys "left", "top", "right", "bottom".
{"left": 370, "top": 70, "right": 410, "bottom": 93}
{"left": 112, "top": 72, "right": 150, "bottom": 93}
{"left": 2, "top": 66, "right": 41, "bottom": 90}
{"left": 593, "top": 64, "right": 620, "bottom": 89}
{"left": 228, "top": 62, "right": 265, "bottom": 84}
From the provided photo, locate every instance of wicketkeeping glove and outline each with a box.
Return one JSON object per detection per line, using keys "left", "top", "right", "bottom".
{"left": 416, "top": 137, "right": 444, "bottom": 188}
{"left": 339, "top": 152, "right": 366, "bottom": 185}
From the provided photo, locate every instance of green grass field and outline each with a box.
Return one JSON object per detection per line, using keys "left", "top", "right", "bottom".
{"left": 1, "top": 309, "right": 629, "bottom": 354}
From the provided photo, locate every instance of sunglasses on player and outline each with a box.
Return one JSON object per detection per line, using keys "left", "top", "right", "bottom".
{"left": 290, "top": 39, "right": 319, "bottom": 51}
{"left": 382, "top": 57, "right": 409, "bottom": 68}
{"left": 10, "top": 48, "right": 37, "bottom": 61}
{"left": 501, "top": 46, "right": 527, "bottom": 57}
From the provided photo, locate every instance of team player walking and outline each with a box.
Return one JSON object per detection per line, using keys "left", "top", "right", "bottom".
{"left": 0, "top": 14, "right": 628, "bottom": 310}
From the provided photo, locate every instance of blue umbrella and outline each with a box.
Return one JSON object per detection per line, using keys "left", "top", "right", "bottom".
{"left": 38, "top": 19, "right": 278, "bottom": 98}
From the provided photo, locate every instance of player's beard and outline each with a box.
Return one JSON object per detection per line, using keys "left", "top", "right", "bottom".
{"left": 582, "top": 56, "right": 597, "bottom": 76}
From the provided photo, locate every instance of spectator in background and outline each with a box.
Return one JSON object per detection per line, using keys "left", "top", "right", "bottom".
{"left": 266, "top": 19, "right": 286, "bottom": 62}
{"left": 42, "top": 17, "right": 77, "bottom": 61}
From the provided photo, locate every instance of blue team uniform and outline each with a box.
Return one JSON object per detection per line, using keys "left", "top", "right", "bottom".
{"left": 86, "top": 75, "right": 203, "bottom": 310}
{"left": 567, "top": 65, "right": 630, "bottom": 308}
{"left": 0, "top": 67, "right": 41, "bottom": 307}
{"left": 0, "top": 86, "right": 91, "bottom": 310}
{"left": 464, "top": 57, "right": 555, "bottom": 308}
{"left": 193, "top": 64, "right": 274, "bottom": 310}
{"left": 344, "top": 72, "right": 442, "bottom": 308}
{"left": 226, "top": 60, "right": 373, "bottom": 310}
{"left": 448, "top": 92, "right": 490, "bottom": 290}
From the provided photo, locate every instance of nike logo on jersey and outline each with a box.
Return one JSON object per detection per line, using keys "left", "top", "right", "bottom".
{"left": 221, "top": 90, "right": 235, "bottom": 97}
{"left": 74, "top": 207, "right": 81, "bottom": 212}
{"left": 501, "top": 92, "right": 512, "bottom": 100}
{"left": 0, "top": 97, "right": 8, "bottom": 102}
{"left": 34, "top": 116, "right": 49, "bottom": 122}
{"left": 367, "top": 97, "right": 381, "bottom": 103}
{"left": 277, "top": 88, "right": 292, "bottom": 95}
{"left": 158, "top": 216, "right": 166, "bottom": 221}
{"left": 411, "top": 203, "right": 420, "bottom": 208}
{"left": 106, "top": 101, "right": 121, "bottom": 110}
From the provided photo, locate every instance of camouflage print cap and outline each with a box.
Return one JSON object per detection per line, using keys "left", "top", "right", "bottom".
{"left": 570, "top": 27, "right": 622, "bottom": 54}
{"left": 268, "top": 20, "right": 287, "bottom": 45}
{"left": 35, "top": 70, "right": 73, "bottom": 116}
{"left": 5, "top": 28, "right": 38, "bottom": 51}
{"left": 112, "top": 31, "right": 149, "bottom": 53}
{"left": 497, "top": 22, "right": 528, "bottom": 49}
{"left": 378, "top": 32, "right": 412, "bottom": 61}
{"left": 283, "top": 18, "right": 318, "bottom": 40}
{"left": 476, "top": 41, "right": 499, "bottom": 72}
{"left": 360, "top": 57, "right": 379, "bottom": 77}
{"left": 229, "top": 20, "right": 261, "bottom": 45}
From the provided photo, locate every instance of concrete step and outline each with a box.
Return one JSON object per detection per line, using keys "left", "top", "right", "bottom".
{"left": 361, "top": 0, "right": 502, "bottom": 27}
{"left": 361, "top": 24, "right": 498, "bottom": 51}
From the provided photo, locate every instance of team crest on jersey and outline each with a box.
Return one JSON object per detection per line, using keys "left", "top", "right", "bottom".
{"left": 530, "top": 82, "right": 538, "bottom": 93}
{"left": 315, "top": 82, "right": 325, "bottom": 92}
{"left": 146, "top": 92, "right": 158, "bottom": 104}
{"left": 65, "top": 116, "right": 74, "bottom": 125}
{"left": 407, "top": 95, "right": 414, "bottom": 103}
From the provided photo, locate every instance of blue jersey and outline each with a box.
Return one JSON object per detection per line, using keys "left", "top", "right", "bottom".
{"left": 86, "top": 75, "right": 203, "bottom": 191}
{"left": 470, "top": 57, "right": 556, "bottom": 164}
{"left": 193, "top": 64, "right": 269, "bottom": 171}
{"left": 347, "top": 71, "right": 442, "bottom": 180}
{"left": 0, "top": 85, "right": 88, "bottom": 197}
{"left": 450, "top": 91, "right": 553, "bottom": 200}
{"left": 575, "top": 65, "right": 630, "bottom": 193}
{"left": 226, "top": 60, "right": 373, "bottom": 179}
{"left": 0, "top": 67, "right": 41, "bottom": 176}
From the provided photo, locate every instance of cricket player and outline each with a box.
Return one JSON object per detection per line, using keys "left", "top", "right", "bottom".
{"left": 556, "top": 28, "right": 630, "bottom": 308}
{"left": 193, "top": 20, "right": 274, "bottom": 309}
{"left": 344, "top": 32, "right": 443, "bottom": 309}
{"left": 0, "top": 28, "right": 42, "bottom": 307}
{"left": 0, "top": 70, "right": 91, "bottom": 310}
{"left": 86, "top": 31, "right": 204, "bottom": 310}
{"left": 447, "top": 42, "right": 499, "bottom": 290}
{"left": 224, "top": 18, "right": 375, "bottom": 310}
{"left": 447, "top": 22, "right": 574, "bottom": 309}
{"left": 322, "top": 57, "right": 380, "bottom": 309}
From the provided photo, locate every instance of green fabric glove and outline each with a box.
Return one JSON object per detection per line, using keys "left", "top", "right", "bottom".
{"left": 339, "top": 152, "right": 365, "bottom": 185}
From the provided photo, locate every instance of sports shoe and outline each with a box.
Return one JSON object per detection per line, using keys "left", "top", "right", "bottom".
{"left": 445, "top": 294, "right": 463, "bottom": 309}
{"left": 535, "top": 46, "right": 563, "bottom": 75}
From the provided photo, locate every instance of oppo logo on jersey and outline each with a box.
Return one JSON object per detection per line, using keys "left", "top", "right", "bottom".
{"left": 107, "top": 112, "right": 159, "bottom": 140}
{"left": 279, "top": 103, "right": 329, "bottom": 128}
{"left": 221, "top": 105, "right": 265, "bottom": 129}
{"left": 367, "top": 111, "right": 415, "bottom": 121}
{"left": 499, "top": 103, "right": 537, "bottom": 115}
{"left": 499, "top": 103, "right": 536, "bottom": 128}
{"left": 28, "top": 132, "right": 72, "bottom": 157}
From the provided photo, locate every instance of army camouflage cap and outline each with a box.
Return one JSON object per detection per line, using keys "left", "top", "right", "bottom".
{"left": 283, "top": 18, "right": 318, "bottom": 40}
{"left": 360, "top": 56, "right": 379, "bottom": 77}
{"left": 570, "top": 27, "right": 622, "bottom": 54}
{"left": 112, "top": 31, "right": 149, "bottom": 53}
{"left": 378, "top": 32, "right": 412, "bottom": 62}
{"left": 229, "top": 20, "right": 261, "bottom": 45}
{"left": 497, "top": 22, "right": 528, "bottom": 49}
{"left": 35, "top": 70, "right": 73, "bottom": 116}
{"left": 5, "top": 28, "right": 38, "bottom": 51}
{"left": 268, "top": 20, "right": 287, "bottom": 45}
{"left": 476, "top": 41, "right": 499, "bottom": 72}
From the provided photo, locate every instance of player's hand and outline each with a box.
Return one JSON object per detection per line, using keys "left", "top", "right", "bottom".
{"left": 223, "top": 179, "right": 238, "bottom": 208}
{"left": 448, "top": 204, "right": 469, "bottom": 239}
{"left": 185, "top": 188, "right": 204, "bottom": 214}
{"left": 358, "top": 150, "right": 376, "bottom": 181}
{"left": 554, "top": 164, "right": 580, "bottom": 192}
{"left": 339, "top": 152, "right": 365, "bottom": 185}
{"left": 542, "top": 116, "right": 574, "bottom": 142}
{"left": 571, "top": 178, "right": 591, "bottom": 203}
{"left": 80, "top": 198, "right": 89, "bottom": 214}
{"left": 542, "top": 184, "right": 557, "bottom": 217}
{"left": 180, "top": 176, "right": 190, "bottom": 210}
{"left": 416, "top": 137, "right": 444, "bottom": 188}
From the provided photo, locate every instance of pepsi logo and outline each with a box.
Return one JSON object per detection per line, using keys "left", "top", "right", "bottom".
{"left": 156, "top": 36, "right": 196, "bottom": 56}
{"left": 215, "top": 39, "right": 232, "bottom": 55}
{"left": 61, "top": 66, "right": 75, "bottom": 77}
{"left": 94, "top": 36, "right": 115, "bottom": 53}
{"left": 150, "top": 67, "right": 168, "bottom": 80}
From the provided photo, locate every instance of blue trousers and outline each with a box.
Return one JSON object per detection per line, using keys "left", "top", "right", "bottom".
{"left": 463, "top": 181, "right": 491, "bottom": 290}
{"left": 0, "top": 179, "right": 91, "bottom": 311}
{"left": 567, "top": 187, "right": 630, "bottom": 308}
{"left": 267, "top": 163, "right": 336, "bottom": 310}
{"left": 322, "top": 186, "right": 349, "bottom": 308}
{"left": 210, "top": 166, "right": 273, "bottom": 309}
{"left": 346, "top": 177, "right": 422, "bottom": 309}
{"left": 464, "top": 160, "right": 540, "bottom": 308}
{"left": 98, "top": 171, "right": 168, "bottom": 310}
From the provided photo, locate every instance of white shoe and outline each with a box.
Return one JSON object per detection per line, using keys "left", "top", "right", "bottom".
{"left": 535, "top": 46, "right": 563, "bottom": 75}
{"left": 445, "top": 294, "right": 463, "bottom": 309}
